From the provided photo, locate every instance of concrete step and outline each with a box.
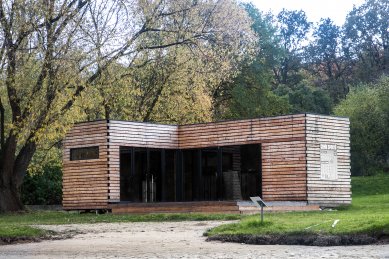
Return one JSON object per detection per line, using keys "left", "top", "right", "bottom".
{"left": 110, "top": 201, "right": 240, "bottom": 215}
{"left": 239, "top": 204, "right": 321, "bottom": 214}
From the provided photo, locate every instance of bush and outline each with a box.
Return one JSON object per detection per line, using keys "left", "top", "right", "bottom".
{"left": 21, "top": 147, "right": 63, "bottom": 205}
{"left": 334, "top": 76, "right": 389, "bottom": 175}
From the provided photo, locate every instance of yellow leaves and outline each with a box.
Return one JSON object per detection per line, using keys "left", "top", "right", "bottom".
{"left": 151, "top": 79, "right": 213, "bottom": 124}
{"left": 1, "top": 0, "right": 257, "bottom": 167}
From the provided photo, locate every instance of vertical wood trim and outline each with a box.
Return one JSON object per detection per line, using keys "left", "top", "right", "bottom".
{"left": 107, "top": 120, "right": 120, "bottom": 203}
{"left": 305, "top": 114, "right": 308, "bottom": 201}
{"left": 107, "top": 120, "right": 110, "bottom": 201}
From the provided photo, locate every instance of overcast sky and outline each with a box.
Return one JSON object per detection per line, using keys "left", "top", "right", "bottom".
{"left": 247, "top": 0, "right": 365, "bottom": 25}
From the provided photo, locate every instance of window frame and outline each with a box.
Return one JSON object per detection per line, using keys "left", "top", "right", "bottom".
{"left": 70, "top": 146, "right": 100, "bottom": 161}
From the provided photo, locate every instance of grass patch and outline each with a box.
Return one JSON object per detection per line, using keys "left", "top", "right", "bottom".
{"left": 1, "top": 175, "right": 388, "bottom": 243}
{"left": 0, "top": 212, "right": 240, "bottom": 241}
{"left": 0, "top": 225, "right": 47, "bottom": 238}
{"left": 0, "top": 212, "right": 240, "bottom": 226}
{"left": 206, "top": 175, "right": 389, "bottom": 240}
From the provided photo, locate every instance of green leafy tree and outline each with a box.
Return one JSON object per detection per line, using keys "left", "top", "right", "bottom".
{"left": 224, "top": 83, "right": 290, "bottom": 119}
{"left": 335, "top": 76, "right": 389, "bottom": 175}
{"left": 342, "top": 0, "right": 389, "bottom": 82}
{"left": 274, "top": 83, "right": 332, "bottom": 114}
{"left": 274, "top": 9, "right": 311, "bottom": 86}
{"left": 306, "top": 18, "right": 350, "bottom": 102}
{"left": 215, "top": 3, "right": 290, "bottom": 119}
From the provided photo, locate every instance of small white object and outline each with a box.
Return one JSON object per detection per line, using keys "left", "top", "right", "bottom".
{"left": 320, "top": 143, "right": 338, "bottom": 180}
{"left": 332, "top": 219, "right": 340, "bottom": 228}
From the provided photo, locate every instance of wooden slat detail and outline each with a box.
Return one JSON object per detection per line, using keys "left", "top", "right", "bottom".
{"left": 106, "top": 121, "right": 177, "bottom": 202}
{"left": 262, "top": 140, "right": 307, "bottom": 201}
{"left": 62, "top": 120, "right": 109, "bottom": 210}
{"left": 108, "top": 121, "right": 179, "bottom": 149}
{"left": 178, "top": 115, "right": 306, "bottom": 149}
{"left": 62, "top": 114, "right": 351, "bottom": 210}
{"left": 306, "top": 114, "right": 351, "bottom": 206}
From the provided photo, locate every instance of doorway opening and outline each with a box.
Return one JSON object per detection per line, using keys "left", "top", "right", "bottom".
{"left": 119, "top": 147, "right": 176, "bottom": 202}
{"left": 119, "top": 144, "right": 262, "bottom": 203}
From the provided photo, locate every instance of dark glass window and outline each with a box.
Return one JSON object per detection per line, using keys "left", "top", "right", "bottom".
{"left": 222, "top": 152, "right": 233, "bottom": 171}
{"left": 70, "top": 146, "right": 99, "bottom": 161}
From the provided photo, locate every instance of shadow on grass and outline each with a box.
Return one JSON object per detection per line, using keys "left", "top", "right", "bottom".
{"left": 206, "top": 232, "right": 388, "bottom": 246}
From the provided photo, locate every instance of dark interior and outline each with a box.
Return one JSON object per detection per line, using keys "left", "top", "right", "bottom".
{"left": 119, "top": 144, "right": 262, "bottom": 203}
{"left": 240, "top": 144, "right": 262, "bottom": 199}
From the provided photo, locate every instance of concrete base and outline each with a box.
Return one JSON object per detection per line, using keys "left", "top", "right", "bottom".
{"left": 237, "top": 201, "right": 320, "bottom": 214}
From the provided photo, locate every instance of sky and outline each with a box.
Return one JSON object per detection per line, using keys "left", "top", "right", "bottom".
{"left": 248, "top": 0, "right": 365, "bottom": 26}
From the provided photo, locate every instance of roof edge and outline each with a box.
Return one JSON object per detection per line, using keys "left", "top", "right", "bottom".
{"left": 73, "top": 113, "right": 349, "bottom": 127}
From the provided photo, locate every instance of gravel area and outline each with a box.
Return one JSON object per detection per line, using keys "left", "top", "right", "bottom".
{"left": 0, "top": 221, "right": 388, "bottom": 258}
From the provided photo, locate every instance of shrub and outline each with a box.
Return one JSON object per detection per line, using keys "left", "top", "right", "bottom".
{"left": 334, "top": 76, "right": 389, "bottom": 175}
{"left": 21, "top": 148, "right": 63, "bottom": 205}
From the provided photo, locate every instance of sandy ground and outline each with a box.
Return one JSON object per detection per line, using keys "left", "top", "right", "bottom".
{"left": 0, "top": 221, "right": 389, "bottom": 259}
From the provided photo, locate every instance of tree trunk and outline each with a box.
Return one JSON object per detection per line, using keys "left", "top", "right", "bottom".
{"left": 0, "top": 185, "right": 23, "bottom": 212}
{"left": 0, "top": 160, "right": 25, "bottom": 212}
{"left": 0, "top": 136, "right": 36, "bottom": 212}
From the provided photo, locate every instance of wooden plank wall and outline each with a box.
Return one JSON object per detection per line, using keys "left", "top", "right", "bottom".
{"left": 107, "top": 121, "right": 179, "bottom": 202}
{"left": 178, "top": 114, "right": 307, "bottom": 201}
{"left": 63, "top": 114, "right": 351, "bottom": 209}
{"left": 178, "top": 114, "right": 306, "bottom": 149}
{"left": 306, "top": 114, "right": 351, "bottom": 206}
{"left": 62, "top": 120, "right": 109, "bottom": 210}
{"left": 262, "top": 140, "right": 307, "bottom": 201}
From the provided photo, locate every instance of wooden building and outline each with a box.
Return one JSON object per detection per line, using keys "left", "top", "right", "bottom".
{"left": 62, "top": 114, "right": 351, "bottom": 211}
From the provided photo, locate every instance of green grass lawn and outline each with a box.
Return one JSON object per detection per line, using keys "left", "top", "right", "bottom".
{"left": 207, "top": 175, "right": 389, "bottom": 237}
{"left": 0, "top": 175, "right": 388, "bottom": 240}
{"left": 0, "top": 212, "right": 240, "bottom": 238}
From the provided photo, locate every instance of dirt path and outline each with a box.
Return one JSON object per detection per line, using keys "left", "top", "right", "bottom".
{"left": 0, "top": 221, "right": 388, "bottom": 258}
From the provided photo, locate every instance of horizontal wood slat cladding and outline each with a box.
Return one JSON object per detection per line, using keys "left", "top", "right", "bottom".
{"left": 108, "top": 121, "right": 179, "bottom": 149}
{"left": 62, "top": 120, "right": 109, "bottom": 210}
{"left": 106, "top": 121, "right": 179, "bottom": 203}
{"left": 305, "top": 114, "right": 351, "bottom": 206}
{"left": 62, "top": 114, "right": 351, "bottom": 210}
{"left": 262, "top": 140, "right": 307, "bottom": 201}
{"left": 178, "top": 114, "right": 306, "bottom": 149}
